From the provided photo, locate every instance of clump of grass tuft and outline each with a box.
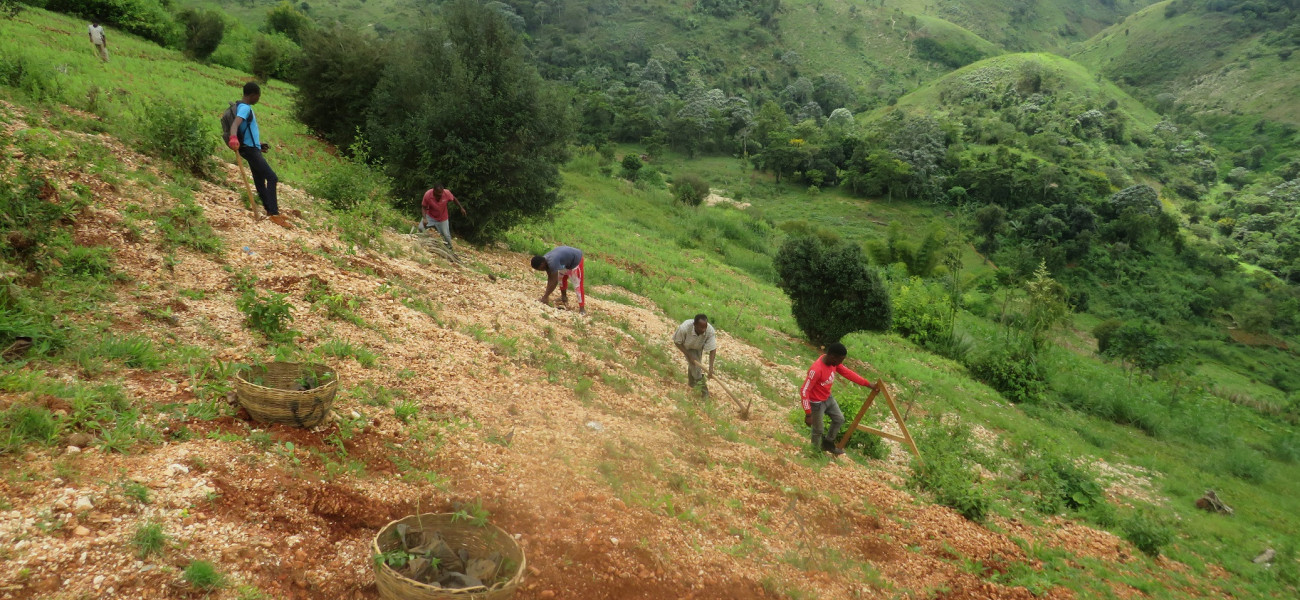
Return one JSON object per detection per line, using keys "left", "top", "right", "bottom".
{"left": 393, "top": 400, "right": 419, "bottom": 424}
{"left": 316, "top": 338, "right": 379, "bottom": 367}
{"left": 120, "top": 480, "right": 151, "bottom": 504}
{"left": 0, "top": 405, "right": 61, "bottom": 450}
{"left": 182, "top": 560, "right": 225, "bottom": 591}
{"left": 131, "top": 521, "right": 168, "bottom": 558}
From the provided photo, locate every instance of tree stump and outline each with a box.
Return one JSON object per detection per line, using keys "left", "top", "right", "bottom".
{"left": 1194, "top": 490, "right": 1233, "bottom": 515}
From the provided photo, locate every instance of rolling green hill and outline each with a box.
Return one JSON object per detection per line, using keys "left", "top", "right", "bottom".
{"left": 1072, "top": 0, "right": 1300, "bottom": 129}
{"left": 892, "top": 0, "right": 1160, "bottom": 51}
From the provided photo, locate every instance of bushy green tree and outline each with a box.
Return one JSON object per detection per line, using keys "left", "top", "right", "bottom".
{"left": 366, "top": 0, "right": 571, "bottom": 241}
{"left": 672, "top": 173, "right": 710, "bottom": 206}
{"left": 251, "top": 33, "right": 302, "bottom": 82}
{"left": 295, "top": 24, "right": 385, "bottom": 149}
{"left": 177, "top": 8, "right": 226, "bottom": 61}
{"left": 775, "top": 236, "right": 891, "bottom": 345}
{"left": 264, "top": 1, "right": 312, "bottom": 44}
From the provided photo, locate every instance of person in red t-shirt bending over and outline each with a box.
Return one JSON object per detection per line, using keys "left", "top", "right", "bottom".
{"left": 420, "top": 184, "right": 467, "bottom": 252}
{"left": 800, "top": 342, "right": 876, "bottom": 456}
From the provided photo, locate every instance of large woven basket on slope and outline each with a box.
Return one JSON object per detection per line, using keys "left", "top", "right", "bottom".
{"left": 234, "top": 362, "right": 338, "bottom": 428}
{"left": 373, "top": 513, "right": 526, "bottom": 600}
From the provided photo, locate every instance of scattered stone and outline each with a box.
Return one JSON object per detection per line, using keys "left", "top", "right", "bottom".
{"left": 1254, "top": 548, "right": 1276, "bottom": 564}
{"left": 585, "top": 421, "right": 604, "bottom": 432}
{"left": 66, "top": 445, "right": 81, "bottom": 454}
{"left": 167, "top": 464, "right": 190, "bottom": 476}
{"left": 539, "top": 591, "right": 556, "bottom": 599}
{"left": 73, "top": 497, "right": 93, "bottom": 512}
{"left": 66, "top": 433, "right": 92, "bottom": 448}
{"left": 92, "top": 575, "right": 105, "bottom": 588}
{"left": 73, "top": 526, "right": 90, "bottom": 536}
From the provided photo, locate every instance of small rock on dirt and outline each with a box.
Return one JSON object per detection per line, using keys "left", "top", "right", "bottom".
{"left": 66, "top": 432, "right": 92, "bottom": 447}
{"left": 66, "top": 445, "right": 81, "bottom": 454}
{"left": 74, "top": 497, "right": 93, "bottom": 511}
{"left": 73, "top": 526, "right": 90, "bottom": 536}
{"left": 585, "top": 421, "right": 604, "bottom": 432}
{"left": 167, "top": 464, "right": 190, "bottom": 476}
{"left": 540, "top": 591, "right": 556, "bottom": 599}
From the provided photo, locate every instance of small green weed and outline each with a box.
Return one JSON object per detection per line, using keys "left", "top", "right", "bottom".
{"left": 120, "top": 479, "right": 151, "bottom": 504}
{"left": 316, "top": 338, "right": 379, "bottom": 367}
{"left": 1121, "top": 510, "right": 1175, "bottom": 557}
{"left": 236, "top": 289, "right": 295, "bottom": 341}
{"left": 393, "top": 400, "right": 419, "bottom": 424}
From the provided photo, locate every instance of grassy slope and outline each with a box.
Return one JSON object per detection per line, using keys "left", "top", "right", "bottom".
{"left": 0, "top": 7, "right": 338, "bottom": 186}
{"left": 1071, "top": 0, "right": 1300, "bottom": 127}
{"left": 891, "top": 0, "right": 1160, "bottom": 50}
{"left": 4, "top": 6, "right": 1300, "bottom": 599}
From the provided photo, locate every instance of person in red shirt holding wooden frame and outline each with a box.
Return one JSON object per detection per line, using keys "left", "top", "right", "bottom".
{"left": 800, "top": 342, "right": 876, "bottom": 456}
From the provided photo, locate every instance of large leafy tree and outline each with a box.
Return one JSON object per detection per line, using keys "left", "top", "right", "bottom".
{"left": 775, "top": 236, "right": 892, "bottom": 346}
{"left": 366, "top": 0, "right": 572, "bottom": 241}
{"left": 295, "top": 24, "right": 386, "bottom": 150}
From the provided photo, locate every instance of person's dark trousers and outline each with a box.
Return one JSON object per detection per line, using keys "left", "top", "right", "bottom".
{"left": 238, "top": 146, "right": 279, "bottom": 216}
{"left": 809, "top": 395, "right": 845, "bottom": 451}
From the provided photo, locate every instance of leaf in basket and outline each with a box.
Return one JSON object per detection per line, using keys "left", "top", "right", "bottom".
{"left": 465, "top": 553, "right": 499, "bottom": 582}
{"left": 396, "top": 524, "right": 410, "bottom": 550}
{"left": 438, "top": 572, "right": 485, "bottom": 590}
{"left": 405, "top": 557, "right": 431, "bottom": 581}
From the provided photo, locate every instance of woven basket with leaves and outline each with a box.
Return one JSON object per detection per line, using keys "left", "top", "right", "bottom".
{"left": 234, "top": 362, "right": 338, "bottom": 428}
{"left": 372, "top": 513, "right": 526, "bottom": 600}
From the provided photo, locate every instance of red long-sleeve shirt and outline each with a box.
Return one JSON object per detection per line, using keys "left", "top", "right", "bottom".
{"left": 800, "top": 355, "right": 872, "bottom": 413}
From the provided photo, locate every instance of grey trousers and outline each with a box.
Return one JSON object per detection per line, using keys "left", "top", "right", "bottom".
{"left": 420, "top": 216, "right": 453, "bottom": 248}
{"left": 810, "top": 395, "right": 845, "bottom": 450}
{"left": 686, "top": 348, "right": 708, "bottom": 395}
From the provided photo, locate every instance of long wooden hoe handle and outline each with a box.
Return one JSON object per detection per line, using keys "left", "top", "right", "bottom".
{"left": 232, "top": 149, "right": 260, "bottom": 221}
{"left": 686, "top": 354, "right": 749, "bottom": 415}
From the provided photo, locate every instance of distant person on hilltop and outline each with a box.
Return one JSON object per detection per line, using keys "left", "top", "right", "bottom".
{"left": 673, "top": 314, "right": 717, "bottom": 398}
{"left": 87, "top": 21, "right": 108, "bottom": 62}
{"left": 419, "top": 183, "right": 467, "bottom": 253}
{"left": 227, "top": 82, "right": 292, "bottom": 229}
{"left": 531, "top": 245, "right": 585, "bottom": 314}
{"left": 800, "top": 342, "right": 876, "bottom": 456}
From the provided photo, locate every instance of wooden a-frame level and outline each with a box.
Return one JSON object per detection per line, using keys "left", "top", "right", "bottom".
{"left": 835, "top": 381, "right": 922, "bottom": 465}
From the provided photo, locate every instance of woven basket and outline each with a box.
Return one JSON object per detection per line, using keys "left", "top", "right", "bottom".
{"left": 373, "top": 513, "right": 526, "bottom": 600}
{"left": 234, "top": 362, "right": 338, "bottom": 428}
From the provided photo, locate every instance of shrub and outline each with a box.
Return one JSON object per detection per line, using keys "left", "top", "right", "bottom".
{"left": 1092, "top": 319, "right": 1123, "bottom": 355}
{"left": 672, "top": 173, "right": 710, "bottom": 206}
{"left": 620, "top": 154, "right": 643, "bottom": 179}
{"left": 1217, "top": 444, "right": 1269, "bottom": 482}
{"left": 1121, "top": 510, "right": 1174, "bottom": 557}
{"left": 0, "top": 48, "right": 62, "bottom": 102}
{"left": 139, "top": 102, "right": 213, "bottom": 176}
{"left": 775, "top": 236, "right": 892, "bottom": 345}
{"left": 251, "top": 33, "right": 302, "bottom": 82}
{"left": 966, "top": 342, "right": 1045, "bottom": 403}
{"left": 177, "top": 8, "right": 226, "bottom": 60}
{"left": 1018, "top": 443, "right": 1105, "bottom": 514}
{"left": 182, "top": 560, "right": 225, "bottom": 591}
{"left": 908, "top": 417, "right": 993, "bottom": 522}
{"left": 236, "top": 289, "right": 294, "bottom": 339}
{"left": 308, "top": 145, "right": 391, "bottom": 212}
{"left": 891, "top": 277, "right": 952, "bottom": 348}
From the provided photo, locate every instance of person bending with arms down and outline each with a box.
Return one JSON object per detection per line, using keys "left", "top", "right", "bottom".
{"left": 530, "top": 245, "right": 585, "bottom": 314}
{"left": 800, "top": 342, "right": 875, "bottom": 456}
{"left": 673, "top": 314, "right": 717, "bottom": 398}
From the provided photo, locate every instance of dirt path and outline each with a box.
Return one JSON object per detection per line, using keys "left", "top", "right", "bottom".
{"left": 0, "top": 104, "right": 1156, "bottom": 600}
